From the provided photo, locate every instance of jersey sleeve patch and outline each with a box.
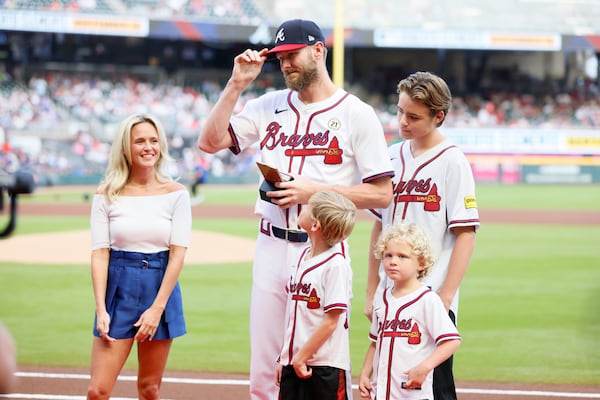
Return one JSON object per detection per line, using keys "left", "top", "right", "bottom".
{"left": 464, "top": 195, "right": 477, "bottom": 209}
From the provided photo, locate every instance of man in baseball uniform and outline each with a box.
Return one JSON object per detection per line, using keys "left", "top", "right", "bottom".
{"left": 197, "top": 19, "right": 394, "bottom": 400}
{"left": 364, "top": 72, "right": 479, "bottom": 400}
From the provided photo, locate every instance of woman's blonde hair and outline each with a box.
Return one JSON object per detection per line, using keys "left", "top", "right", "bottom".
{"left": 101, "top": 114, "right": 173, "bottom": 202}
{"left": 309, "top": 191, "right": 357, "bottom": 248}
{"left": 374, "top": 222, "right": 435, "bottom": 280}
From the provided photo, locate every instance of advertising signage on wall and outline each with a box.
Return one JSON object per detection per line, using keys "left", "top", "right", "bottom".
{"left": 440, "top": 128, "right": 600, "bottom": 183}
{"left": 373, "top": 29, "right": 562, "bottom": 51}
{"left": 441, "top": 128, "right": 600, "bottom": 156}
{"left": 0, "top": 10, "right": 149, "bottom": 37}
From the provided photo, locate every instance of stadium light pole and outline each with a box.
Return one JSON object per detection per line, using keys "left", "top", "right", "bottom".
{"left": 332, "top": 0, "right": 345, "bottom": 88}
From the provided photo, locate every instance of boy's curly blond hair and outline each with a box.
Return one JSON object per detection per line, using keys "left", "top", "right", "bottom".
{"left": 374, "top": 222, "right": 435, "bottom": 280}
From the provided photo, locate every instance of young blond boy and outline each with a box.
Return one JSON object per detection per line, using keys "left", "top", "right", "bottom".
{"left": 277, "top": 190, "right": 357, "bottom": 400}
{"left": 360, "top": 222, "right": 461, "bottom": 400}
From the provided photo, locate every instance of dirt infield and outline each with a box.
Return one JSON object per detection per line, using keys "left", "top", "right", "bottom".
{"left": 4, "top": 198, "right": 600, "bottom": 399}
{"left": 10, "top": 365, "right": 600, "bottom": 400}
{"left": 0, "top": 229, "right": 255, "bottom": 264}
{"left": 13, "top": 201, "right": 600, "bottom": 225}
{"left": 5, "top": 200, "right": 598, "bottom": 266}
{"left": 11, "top": 181, "right": 600, "bottom": 224}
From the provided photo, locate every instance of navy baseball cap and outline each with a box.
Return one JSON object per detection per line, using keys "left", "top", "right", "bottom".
{"left": 267, "top": 19, "right": 325, "bottom": 54}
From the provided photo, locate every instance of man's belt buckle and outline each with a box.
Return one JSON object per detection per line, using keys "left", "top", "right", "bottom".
{"left": 285, "top": 229, "right": 299, "bottom": 241}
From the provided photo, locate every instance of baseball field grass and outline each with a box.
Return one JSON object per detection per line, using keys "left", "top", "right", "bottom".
{"left": 0, "top": 183, "right": 599, "bottom": 385}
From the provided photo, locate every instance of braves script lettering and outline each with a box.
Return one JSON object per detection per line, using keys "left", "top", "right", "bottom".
{"left": 394, "top": 178, "right": 441, "bottom": 211}
{"left": 381, "top": 318, "right": 413, "bottom": 332}
{"left": 260, "top": 122, "right": 330, "bottom": 150}
{"left": 290, "top": 282, "right": 321, "bottom": 309}
{"left": 379, "top": 318, "right": 422, "bottom": 344}
{"left": 395, "top": 178, "right": 432, "bottom": 194}
{"left": 290, "top": 281, "right": 312, "bottom": 295}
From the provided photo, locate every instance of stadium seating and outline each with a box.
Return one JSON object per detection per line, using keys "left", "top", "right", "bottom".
{"left": 5, "top": 0, "right": 600, "bottom": 35}
{"left": 1, "top": 68, "right": 599, "bottom": 186}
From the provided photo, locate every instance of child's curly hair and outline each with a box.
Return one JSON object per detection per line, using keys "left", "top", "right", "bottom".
{"left": 374, "top": 222, "right": 435, "bottom": 280}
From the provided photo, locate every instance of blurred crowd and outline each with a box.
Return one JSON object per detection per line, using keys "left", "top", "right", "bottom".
{"left": 3, "top": 0, "right": 596, "bottom": 35}
{"left": 1, "top": 70, "right": 600, "bottom": 189}
{"left": 0, "top": 0, "right": 266, "bottom": 24}
{"left": 0, "top": 71, "right": 266, "bottom": 189}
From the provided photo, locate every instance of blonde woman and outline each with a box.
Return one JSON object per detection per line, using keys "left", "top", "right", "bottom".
{"left": 87, "top": 114, "right": 191, "bottom": 400}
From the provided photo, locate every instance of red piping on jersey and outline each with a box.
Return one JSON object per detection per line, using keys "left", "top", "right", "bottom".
{"left": 367, "top": 208, "right": 382, "bottom": 219}
{"left": 364, "top": 171, "right": 395, "bottom": 183}
{"left": 436, "top": 332, "right": 462, "bottom": 345}
{"left": 284, "top": 90, "right": 350, "bottom": 230}
{"left": 286, "top": 91, "right": 350, "bottom": 175}
{"left": 339, "top": 241, "right": 348, "bottom": 258}
{"left": 450, "top": 218, "right": 480, "bottom": 226}
{"left": 286, "top": 90, "right": 302, "bottom": 173}
{"left": 379, "top": 287, "right": 432, "bottom": 400}
{"left": 227, "top": 123, "right": 241, "bottom": 155}
{"left": 324, "top": 303, "right": 347, "bottom": 312}
{"left": 287, "top": 248, "right": 347, "bottom": 363}
{"left": 392, "top": 142, "right": 457, "bottom": 224}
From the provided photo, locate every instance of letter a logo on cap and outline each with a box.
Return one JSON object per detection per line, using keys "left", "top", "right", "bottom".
{"left": 268, "top": 19, "right": 325, "bottom": 54}
{"left": 275, "top": 28, "right": 285, "bottom": 44}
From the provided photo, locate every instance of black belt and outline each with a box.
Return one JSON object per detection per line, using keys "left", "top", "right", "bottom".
{"left": 271, "top": 225, "right": 308, "bottom": 243}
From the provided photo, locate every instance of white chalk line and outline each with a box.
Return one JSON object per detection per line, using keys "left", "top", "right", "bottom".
{"left": 0, "top": 371, "right": 599, "bottom": 399}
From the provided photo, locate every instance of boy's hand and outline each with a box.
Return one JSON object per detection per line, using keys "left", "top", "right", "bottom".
{"left": 275, "top": 364, "right": 282, "bottom": 387}
{"left": 358, "top": 374, "right": 373, "bottom": 398}
{"left": 403, "top": 366, "right": 427, "bottom": 390}
{"left": 292, "top": 361, "right": 312, "bottom": 379}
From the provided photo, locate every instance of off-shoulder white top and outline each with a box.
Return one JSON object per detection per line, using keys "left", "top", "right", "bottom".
{"left": 90, "top": 190, "right": 192, "bottom": 253}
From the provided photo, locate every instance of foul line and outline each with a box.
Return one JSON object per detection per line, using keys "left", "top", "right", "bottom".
{"left": 1, "top": 371, "right": 599, "bottom": 399}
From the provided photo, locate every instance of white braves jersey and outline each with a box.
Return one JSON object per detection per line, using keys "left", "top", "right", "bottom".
{"left": 229, "top": 88, "right": 394, "bottom": 229}
{"left": 279, "top": 245, "right": 352, "bottom": 371}
{"left": 369, "top": 286, "right": 461, "bottom": 400}
{"left": 370, "top": 139, "right": 480, "bottom": 313}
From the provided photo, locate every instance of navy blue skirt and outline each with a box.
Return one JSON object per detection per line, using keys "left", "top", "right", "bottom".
{"left": 93, "top": 249, "right": 186, "bottom": 340}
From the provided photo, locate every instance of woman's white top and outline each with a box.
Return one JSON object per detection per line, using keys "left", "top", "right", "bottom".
{"left": 90, "top": 190, "right": 192, "bottom": 253}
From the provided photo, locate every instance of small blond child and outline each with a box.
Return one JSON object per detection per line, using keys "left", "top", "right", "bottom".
{"left": 359, "top": 222, "right": 461, "bottom": 400}
{"left": 277, "top": 190, "right": 357, "bottom": 400}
